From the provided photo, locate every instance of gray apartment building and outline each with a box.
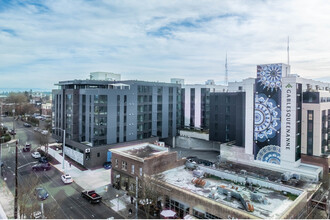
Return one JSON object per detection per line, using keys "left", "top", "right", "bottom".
{"left": 52, "top": 79, "right": 181, "bottom": 168}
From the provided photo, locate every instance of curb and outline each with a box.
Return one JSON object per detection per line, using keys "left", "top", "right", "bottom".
{"left": 0, "top": 203, "right": 7, "bottom": 220}
{"left": 100, "top": 199, "right": 126, "bottom": 219}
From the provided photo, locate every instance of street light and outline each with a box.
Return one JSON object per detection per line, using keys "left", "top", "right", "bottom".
{"left": 116, "top": 194, "right": 119, "bottom": 211}
{"left": 52, "top": 128, "right": 66, "bottom": 171}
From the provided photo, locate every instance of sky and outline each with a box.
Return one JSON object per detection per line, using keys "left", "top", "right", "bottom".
{"left": 1, "top": 0, "right": 330, "bottom": 91}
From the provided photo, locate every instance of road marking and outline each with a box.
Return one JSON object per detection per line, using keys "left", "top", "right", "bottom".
{"left": 18, "top": 161, "right": 38, "bottom": 169}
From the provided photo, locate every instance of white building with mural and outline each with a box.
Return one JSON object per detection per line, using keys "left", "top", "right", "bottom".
{"left": 213, "top": 63, "right": 328, "bottom": 181}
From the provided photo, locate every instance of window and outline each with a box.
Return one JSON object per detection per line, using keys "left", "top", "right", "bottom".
{"left": 131, "top": 165, "right": 135, "bottom": 174}
{"left": 225, "top": 96, "right": 230, "bottom": 103}
{"left": 139, "top": 167, "right": 143, "bottom": 176}
{"left": 193, "top": 209, "right": 205, "bottom": 219}
{"left": 122, "top": 161, "right": 127, "bottom": 171}
{"left": 115, "top": 159, "right": 118, "bottom": 168}
{"left": 97, "top": 152, "right": 100, "bottom": 157}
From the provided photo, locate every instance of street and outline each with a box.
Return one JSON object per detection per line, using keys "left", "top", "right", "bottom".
{"left": 1, "top": 117, "right": 121, "bottom": 219}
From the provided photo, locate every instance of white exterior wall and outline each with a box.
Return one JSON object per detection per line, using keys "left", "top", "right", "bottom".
{"left": 90, "top": 72, "right": 121, "bottom": 81}
{"left": 227, "top": 78, "right": 255, "bottom": 155}
{"left": 281, "top": 77, "right": 300, "bottom": 167}
{"left": 243, "top": 78, "right": 255, "bottom": 155}
{"left": 194, "top": 88, "right": 202, "bottom": 128}
{"left": 302, "top": 102, "right": 330, "bottom": 156}
{"left": 184, "top": 88, "right": 191, "bottom": 127}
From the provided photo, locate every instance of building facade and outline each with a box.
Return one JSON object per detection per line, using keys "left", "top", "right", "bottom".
{"left": 52, "top": 80, "right": 181, "bottom": 168}
{"left": 209, "top": 92, "right": 245, "bottom": 146}
{"left": 181, "top": 82, "right": 227, "bottom": 130}
{"left": 302, "top": 91, "right": 330, "bottom": 156}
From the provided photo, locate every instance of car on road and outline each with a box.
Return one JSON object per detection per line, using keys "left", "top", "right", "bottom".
{"left": 41, "top": 130, "right": 48, "bottom": 135}
{"left": 61, "top": 174, "right": 73, "bottom": 184}
{"left": 32, "top": 163, "right": 51, "bottom": 171}
{"left": 23, "top": 143, "right": 31, "bottom": 152}
{"left": 9, "top": 129, "right": 16, "bottom": 135}
{"left": 33, "top": 127, "right": 38, "bottom": 132}
{"left": 35, "top": 187, "right": 49, "bottom": 200}
{"left": 32, "top": 211, "right": 42, "bottom": 219}
{"left": 103, "top": 161, "right": 112, "bottom": 170}
{"left": 31, "top": 151, "right": 41, "bottom": 159}
{"left": 38, "top": 156, "right": 48, "bottom": 163}
{"left": 81, "top": 190, "right": 102, "bottom": 204}
{"left": 23, "top": 123, "right": 31, "bottom": 127}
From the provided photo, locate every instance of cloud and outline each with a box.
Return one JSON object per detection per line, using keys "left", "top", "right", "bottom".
{"left": 0, "top": 0, "right": 330, "bottom": 90}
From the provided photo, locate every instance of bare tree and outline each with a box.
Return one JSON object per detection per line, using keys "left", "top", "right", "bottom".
{"left": 17, "top": 173, "right": 61, "bottom": 219}
{"left": 35, "top": 132, "right": 51, "bottom": 157}
{"left": 138, "top": 174, "right": 164, "bottom": 219}
{"left": 17, "top": 175, "right": 41, "bottom": 218}
{"left": 20, "top": 103, "right": 37, "bottom": 116}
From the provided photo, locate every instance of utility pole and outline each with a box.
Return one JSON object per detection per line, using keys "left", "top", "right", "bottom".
{"left": 135, "top": 176, "right": 138, "bottom": 219}
{"left": 14, "top": 140, "right": 18, "bottom": 219}
{"left": 0, "top": 137, "right": 3, "bottom": 177}
{"left": 12, "top": 109, "right": 15, "bottom": 139}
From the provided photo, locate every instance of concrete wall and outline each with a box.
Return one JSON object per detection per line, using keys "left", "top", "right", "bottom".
{"left": 281, "top": 191, "right": 308, "bottom": 219}
{"left": 301, "top": 154, "right": 329, "bottom": 186}
{"left": 174, "top": 136, "right": 221, "bottom": 151}
{"left": 179, "top": 130, "right": 209, "bottom": 141}
{"left": 144, "top": 152, "right": 185, "bottom": 175}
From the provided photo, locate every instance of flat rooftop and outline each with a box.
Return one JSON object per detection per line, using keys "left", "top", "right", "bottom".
{"left": 160, "top": 166, "right": 304, "bottom": 219}
{"left": 110, "top": 143, "right": 168, "bottom": 161}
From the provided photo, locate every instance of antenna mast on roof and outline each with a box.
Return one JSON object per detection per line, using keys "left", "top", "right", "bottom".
{"left": 287, "top": 36, "right": 290, "bottom": 66}
{"left": 225, "top": 53, "right": 228, "bottom": 85}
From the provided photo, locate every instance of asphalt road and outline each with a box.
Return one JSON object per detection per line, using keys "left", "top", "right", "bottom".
{"left": 1, "top": 117, "right": 122, "bottom": 219}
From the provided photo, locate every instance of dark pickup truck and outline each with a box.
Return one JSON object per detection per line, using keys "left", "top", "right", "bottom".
{"left": 81, "top": 190, "right": 102, "bottom": 204}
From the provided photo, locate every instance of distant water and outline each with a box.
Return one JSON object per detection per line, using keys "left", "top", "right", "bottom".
{"left": 0, "top": 88, "right": 52, "bottom": 93}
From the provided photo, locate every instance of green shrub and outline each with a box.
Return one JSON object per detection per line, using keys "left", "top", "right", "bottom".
{"left": 3, "top": 134, "right": 11, "bottom": 142}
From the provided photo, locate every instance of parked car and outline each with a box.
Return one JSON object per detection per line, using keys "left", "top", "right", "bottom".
{"left": 38, "top": 156, "right": 48, "bottom": 163}
{"left": 81, "top": 190, "right": 102, "bottom": 204}
{"left": 103, "top": 161, "right": 112, "bottom": 170}
{"left": 23, "top": 144, "right": 31, "bottom": 152}
{"left": 61, "top": 174, "right": 73, "bottom": 184}
{"left": 31, "top": 151, "right": 41, "bottom": 159}
{"left": 32, "top": 163, "right": 51, "bottom": 171}
{"left": 35, "top": 187, "right": 49, "bottom": 200}
{"left": 41, "top": 130, "right": 48, "bottom": 135}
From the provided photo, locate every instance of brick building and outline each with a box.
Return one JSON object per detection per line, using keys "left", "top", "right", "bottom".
{"left": 110, "top": 143, "right": 184, "bottom": 192}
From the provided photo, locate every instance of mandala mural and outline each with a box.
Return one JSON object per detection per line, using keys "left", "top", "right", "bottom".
{"left": 254, "top": 93, "right": 281, "bottom": 142}
{"left": 257, "top": 64, "right": 282, "bottom": 91}
{"left": 256, "top": 145, "right": 281, "bottom": 164}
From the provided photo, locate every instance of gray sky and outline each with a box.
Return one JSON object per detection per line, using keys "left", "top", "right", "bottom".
{"left": 1, "top": 0, "right": 330, "bottom": 90}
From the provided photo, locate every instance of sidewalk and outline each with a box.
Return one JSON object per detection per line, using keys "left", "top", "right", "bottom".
{"left": 95, "top": 184, "right": 152, "bottom": 219}
{"left": 42, "top": 145, "right": 111, "bottom": 189}
{"left": 0, "top": 179, "right": 14, "bottom": 219}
